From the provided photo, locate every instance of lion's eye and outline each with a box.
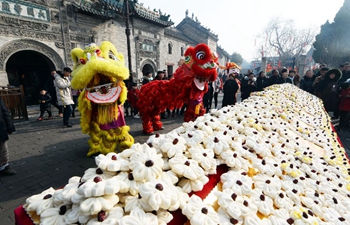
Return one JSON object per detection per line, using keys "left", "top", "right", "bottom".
{"left": 108, "top": 51, "right": 117, "bottom": 60}
{"left": 196, "top": 51, "right": 205, "bottom": 60}
{"left": 185, "top": 55, "right": 191, "bottom": 63}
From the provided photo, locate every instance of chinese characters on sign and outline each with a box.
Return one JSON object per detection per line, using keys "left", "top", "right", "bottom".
{"left": 0, "top": 0, "right": 49, "bottom": 22}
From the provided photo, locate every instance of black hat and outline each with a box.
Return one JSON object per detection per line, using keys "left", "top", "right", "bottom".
{"left": 281, "top": 68, "right": 288, "bottom": 73}
{"left": 325, "top": 68, "right": 342, "bottom": 81}
{"left": 63, "top": 67, "right": 72, "bottom": 72}
{"left": 320, "top": 67, "right": 329, "bottom": 72}
{"left": 157, "top": 70, "right": 165, "bottom": 75}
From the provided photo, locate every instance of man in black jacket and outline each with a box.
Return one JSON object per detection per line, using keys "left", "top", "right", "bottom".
{"left": 0, "top": 97, "right": 16, "bottom": 175}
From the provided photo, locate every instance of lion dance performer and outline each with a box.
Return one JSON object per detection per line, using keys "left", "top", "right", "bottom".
{"left": 70, "top": 41, "right": 134, "bottom": 156}
{"left": 137, "top": 43, "right": 218, "bottom": 134}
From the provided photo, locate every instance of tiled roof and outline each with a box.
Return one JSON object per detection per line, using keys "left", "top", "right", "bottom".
{"left": 177, "top": 17, "right": 218, "bottom": 39}
{"left": 74, "top": 0, "right": 174, "bottom": 26}
{"left": 133, "top": 3, "right": 174, "bottom": 27}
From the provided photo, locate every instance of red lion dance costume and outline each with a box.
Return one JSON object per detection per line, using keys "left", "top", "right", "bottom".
{"left": 137, "top": 43, "right": 218, "bottom": 134}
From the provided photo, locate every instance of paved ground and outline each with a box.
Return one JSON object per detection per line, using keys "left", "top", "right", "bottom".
{"left": 1, "top": 96, "right": 350, "bottom": 225}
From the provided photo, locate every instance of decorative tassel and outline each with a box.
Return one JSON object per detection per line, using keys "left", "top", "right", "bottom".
{"left": 96, "top": 104, "right": 119, "bottom": 124}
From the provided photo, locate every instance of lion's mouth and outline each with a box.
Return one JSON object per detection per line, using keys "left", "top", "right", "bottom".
{"left": 87, "top": 74, "right": 114, "bottom": 93}
{"left": 194, "top": 76, "right": 208, "bottom": 91}
{"left": 85, "top": 74, "right": 122, "bottom": 104}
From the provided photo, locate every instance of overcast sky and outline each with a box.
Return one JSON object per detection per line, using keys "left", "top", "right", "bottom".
{"left": 140, "top": 0, "right": 344, "bottom": 61}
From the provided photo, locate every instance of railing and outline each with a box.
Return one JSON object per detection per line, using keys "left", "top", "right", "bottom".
{"left": 0, "top": 85, "right": 28, "bottom": 120}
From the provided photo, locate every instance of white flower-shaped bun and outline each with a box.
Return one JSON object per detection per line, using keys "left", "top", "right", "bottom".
{"left": 65, "top": 204, "right": 92, "bottom": 224}
{"left": 220, "top": 171, "right": 253, "bottom": 196}
{"left": 217, "top": 207, "right": 243, "bottom": 225}
{"left": 115, "top": 172, "right": 145, "bottom": 196}
{"left": 40, "top": 205, "right": 71, "bottom": 225}
{"left": 169, "top": 155, "right": 205, "bottom": 180}
{"left": 252, "top": 173, "right": 281, "bottom": 198}
{"left": 215, "top": 188, "right": 245, "bottom": 219}
{"left": 250, "top": 189, "right": 274, "bottom": 216}
{"left": 77, "top": 176, "right": 128, "bottom": 197}
{"left": 124, "top": 194, "right": 153, "bottom": 213}
{"left": 146, "top": 133, "right": 166, "bottom": 149}
{"left": 61, "top": 176, "right": 81, "bottom": 204}
{"left": 81, "top": 167, "right": 116, "bottom": 182}
{"left": 95, "top": 153, "right": 129, "bottom": 172}
{"left": 25, "top": 187, "right": 56, "bottom": 215}
{"left": 182, "top": 195, "right": 219, "bottom": 225}
{"left": 79, "top": 194, "right": 119, "bottom": 215}
{"left": 178, "top": 175, "right": 209, "bottom": 193}
{"left": 203, "top": 134, "right": 230, "bottom": 155}
{"left": 153, "top": 209, "right": 173, "bottom": 225}
{"left": 129, "top": 147, "right": 164, "bottom": 181}
{"left": 181, "top": 130, "right": 206, "bottom": 147}
{"left": 119, "top": 207, "right": 158, "bottom": 225}
{"left": 273, "top": 191, "right": 294, "bottom": 211}
{"left": 160, "top": 135, "right": 186, "bottom": 158}
{"left": 86, "top": 206, "right": 124, "bottom": 225}
{"left": 139, "top": 179, "right": 178, "bottom": 211}
{"left": 219, "top": 150, "right": 248, "bottom": 170}
{"left": 189, "top": 146, "right": 216, "bottom": 172}
{"left": 162, "top": 170, "right": 179, "bottom": 185}
{"left": 194, "top": 121, "right": 214, "bottom": 135}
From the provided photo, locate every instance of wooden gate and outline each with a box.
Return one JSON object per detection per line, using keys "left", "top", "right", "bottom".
{"left": 0, "top": 85, "right": 28, "bottom": 120}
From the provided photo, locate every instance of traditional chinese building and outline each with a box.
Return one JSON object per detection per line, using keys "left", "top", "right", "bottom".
{"left": 0, "top": 0, "right": 230, "bottom": 103}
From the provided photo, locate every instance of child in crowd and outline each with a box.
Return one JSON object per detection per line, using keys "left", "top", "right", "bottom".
{"left": 127, "top": 82, "right": 140, "bottom": 118}
{"left": 37, "top": 89, "right": 52, "bottom": 121}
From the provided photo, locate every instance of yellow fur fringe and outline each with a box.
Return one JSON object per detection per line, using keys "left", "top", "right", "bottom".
{"left": 96, "top": 104, "right": 119, "bottom": 125}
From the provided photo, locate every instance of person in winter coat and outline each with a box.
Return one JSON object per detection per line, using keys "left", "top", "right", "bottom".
{"left": 316, "top": 68, "right": 342, "bottom": 113}
{"left": 338, "top": 80, "right": 350, "bottom": 129}
{"left": 37, "top": 89, "right": 52, "bottom": 121}
{"left": 54, "top": 67, "right": 74, "bottom": 127}
{"left": 241, "top": 72, "right": 258, "bottom": 100}
{"left": 212, "top": 76, "right": 222, "bottom": 109}
{"left": 289, "top": 70, "right": 300, "bottom": 87}
{"left": 300, "top": 70, "right": 316, "bottom": 94}
{"left": 277, "top": 69, "right": 293, "bottom": 84}
{"left": 256, "top": 71, "right": 268, "bottom": 91}
{"left": 0, "top": 97, "right": 16, "bottom": 175}
{"left": 127, "top": 82, "right": 140, "bottom": 119}
{"left": 203, "top": 81, "right": 214, "bottom": 112}
{"left": 312, "top": 67, "right": 329, "bottom": 92}
{"left": 45, "top": 70, "right": 63, "bottom": 117}
{"left": 142, "top": 71, "right": 153, "bottom": 85}
{"left": 222, "top": 74, "right": 239, "bottom": 107}
{"left": 267, "top": 69, "right": 280, "bottom": 86}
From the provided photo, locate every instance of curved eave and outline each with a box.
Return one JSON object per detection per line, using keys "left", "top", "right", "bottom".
{"left": 134, "top": 9, "right": 174, "bottom": 27}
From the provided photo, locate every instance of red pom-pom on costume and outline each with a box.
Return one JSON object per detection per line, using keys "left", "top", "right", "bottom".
{"left": 137, "top": 43, "right": 218, "bottom": 134}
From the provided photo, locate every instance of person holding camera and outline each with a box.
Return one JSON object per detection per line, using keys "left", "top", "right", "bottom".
{"left": 241, "top": 72, "right": 257, "bottom": 101}
{"left": 54, "top": 67, "right": 74, "bottom": 127}
{"left": 0, "top": 97, "right": 16, "bottom": 175}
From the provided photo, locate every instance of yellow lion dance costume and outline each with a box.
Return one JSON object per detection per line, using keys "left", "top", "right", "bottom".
{"left": 70, "top": 41, "right": 134, "bottom": 156}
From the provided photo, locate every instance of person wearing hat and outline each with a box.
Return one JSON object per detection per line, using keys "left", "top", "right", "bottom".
{"left": 154, "top": 70, "right": 166, "bottom": 81}
{"left": 316, "top": 68, "right": 342, "bottom": 113}
{"left": 54, "top": 67, "right": 74, "bottom": 127}
{"left": 222, "top": 73, "right": 239, "bottom": 107}
{"left": 312, "top": 67, "right": 329, "bottom": 92}
{"left": 142, "top": 71, "right": 153, "bottom": 85}
{"left": 127, "top": 82, "right": 140, "bottom": 119}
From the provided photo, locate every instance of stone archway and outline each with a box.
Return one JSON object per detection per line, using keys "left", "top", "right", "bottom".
{"left": 0, "top": 39, "right": 65, "bottom": 72}
{"left": 140, "top": 59, "right": 157, "bottom": 77}
{"left": 0, "top": 39, "right": 64, "bottom": 104}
